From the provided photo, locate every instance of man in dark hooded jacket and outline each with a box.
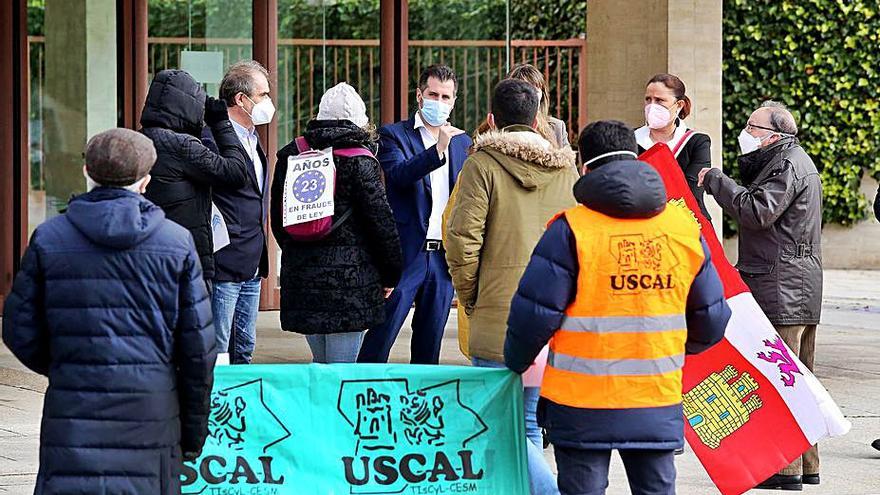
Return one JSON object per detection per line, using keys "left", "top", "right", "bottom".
{"left": 141, "top": 69, "right": 249, "bottom": 282}
{"left": 2, "top": 128, "right": 216, "bottom": 494}
{"left": 505, "top": 120, "right": 730, "bottom": 495}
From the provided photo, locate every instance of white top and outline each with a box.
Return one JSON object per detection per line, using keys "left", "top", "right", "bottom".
{"left": 231, "top": 119, "right": 264, "bottom": 192}
{"left": 634, "top": 121, "right": 695, "bottom": 158}
{"left": 414, "top": 112, "right": 450, "bottom": 241}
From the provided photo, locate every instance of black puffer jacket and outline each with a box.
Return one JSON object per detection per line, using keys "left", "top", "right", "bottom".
{"left": 874, "top": 183, "right": 880, "bottom": 222}
{"left": 270, "top": 120, "right": 403, "bottom": 334}
{"left": 141, "top": 69, "right": 248, "bottom": 279}
{"left": 704, "top": 137, "right": 823, "bottom": 325}
{"left": 2, "top": 188, "right": 215, "bottom": 494}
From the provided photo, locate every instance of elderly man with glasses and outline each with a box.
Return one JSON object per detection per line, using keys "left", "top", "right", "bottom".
{"left": 698, "top": 100, "right": 823, "bottom": 491}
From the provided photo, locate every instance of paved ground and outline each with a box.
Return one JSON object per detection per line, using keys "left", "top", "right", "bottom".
{"left": 1, "top": 270, "right": 879, "bottom": 494}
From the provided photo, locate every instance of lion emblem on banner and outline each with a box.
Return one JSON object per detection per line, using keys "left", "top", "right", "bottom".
{"left": 207, "top": 390, "right": 249, "bottom": 450}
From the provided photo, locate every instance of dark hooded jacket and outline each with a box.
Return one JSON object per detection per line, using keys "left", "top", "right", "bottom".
{"left": 2, "top": 188, "right": 216, "bottom": 494}
{"left": 504, "top": 159, "right": 730, "bottom": 450}
{"left": 703, "top": 137, "right": 822, "bottom": 325}
{"left": 270, "top": 120, "right": 403, "bottom": 334}
{"left": 141, "top": 69, "right": 249, "bottom": 280}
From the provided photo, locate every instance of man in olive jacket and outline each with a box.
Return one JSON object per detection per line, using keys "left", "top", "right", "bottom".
{"left": 699, "top": 100, "right": 822, "bottom": 490}
{"left": 445, "top": 78, "right": 577, "bottom": 495}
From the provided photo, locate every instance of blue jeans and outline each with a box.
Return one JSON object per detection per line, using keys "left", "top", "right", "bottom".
{"left": 553, "top": 447, "right": 675, "bottom": 495}
{"left": 472, "top": 357, "right": 559, "bottom": 495}
{"left": 306, "top": 332, "right": 364, "bottom": 363}
{"left": 212, "top": 277, "right": 261, "bottom": 364}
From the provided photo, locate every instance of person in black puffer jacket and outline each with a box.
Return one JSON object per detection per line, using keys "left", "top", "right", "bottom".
{"left": 2, "top": 129, "right": 215, "bottom": 494}
{"left": 141, "top": 69, "right": 249, "bottom": 281}
{"left": 270, "top": 82, "right": 402, "bottom": 363}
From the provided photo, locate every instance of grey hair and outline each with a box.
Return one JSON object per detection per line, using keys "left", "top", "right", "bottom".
{"left": 760, "top": 100, "right": 798, "bottom": 135}
{"left": 219, "top": 60, "right": 270, "bottom": 106}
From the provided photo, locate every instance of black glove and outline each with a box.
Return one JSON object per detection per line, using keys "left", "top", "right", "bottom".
{"left": 182, "top": 449, "right": 201, "bottom": 463}
{"left": 204, "top": 96, "right": 229, "bottom": 126}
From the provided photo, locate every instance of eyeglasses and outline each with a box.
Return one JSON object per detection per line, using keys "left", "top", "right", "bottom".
{"left": 745, "top": 122, "right": 778, "bottom": 133}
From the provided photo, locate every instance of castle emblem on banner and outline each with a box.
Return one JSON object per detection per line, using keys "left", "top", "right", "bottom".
{"left": 683, "top": 365, "right": 763, "bottom": 449}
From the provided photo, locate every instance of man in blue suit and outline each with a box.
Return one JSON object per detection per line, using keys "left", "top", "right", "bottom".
{"left": 358, "top": 65, "right": 472, "bottom": 364}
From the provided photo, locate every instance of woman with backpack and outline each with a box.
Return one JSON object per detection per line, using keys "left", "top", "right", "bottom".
{"left": 270, "top": 82, "right": 403, "bottom": 363}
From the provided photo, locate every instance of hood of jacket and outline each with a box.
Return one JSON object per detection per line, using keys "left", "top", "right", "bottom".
{"left": 573, "top": 159, "right": 667, "bottom": 219}
{"left": 472, "top": 126, "right": 576, "bottom": 190}
{"left": 139, "top": 69, "right": 206, "bottom": 137}
{"left": 738, "top": 135, "right": 800, "bottom": 186}
{"left": 301, "top": 119, "right": 378, "bottom": 154}
{"left": 66, "top": 188, "right": 165, "bottom": 249}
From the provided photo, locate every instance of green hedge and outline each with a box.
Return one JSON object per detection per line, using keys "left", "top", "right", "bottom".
{"left": 723, "top": 0, "right": 880, "bottom": 232}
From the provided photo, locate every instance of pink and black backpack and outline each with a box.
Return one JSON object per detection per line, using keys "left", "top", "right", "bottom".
{"left": 284, "top": 136, "right": 376, "bottom": 241}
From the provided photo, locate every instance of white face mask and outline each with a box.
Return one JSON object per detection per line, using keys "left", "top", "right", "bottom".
{"left": 582, "top": 150, "right": 639, "bottom": 169}
{"left": 738, "top": 129, "right": 775, "bottom": 155}
{"left": 244, "top": 95, "right": 276, "bottom": 126}
{"left": 645, "top": 102, "right": 679, "bottom": 130}
{"left": 419, "top": 96, "right": 453, "bottom": 127}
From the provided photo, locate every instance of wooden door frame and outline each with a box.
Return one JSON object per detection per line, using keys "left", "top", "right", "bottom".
{"left": 0, "top": 0, "right": 28, "bottom": 314}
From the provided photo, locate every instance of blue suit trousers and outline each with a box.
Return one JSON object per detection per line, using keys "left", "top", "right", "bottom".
{"left": 357, "top": 251, "right": 453, "bottom": 364}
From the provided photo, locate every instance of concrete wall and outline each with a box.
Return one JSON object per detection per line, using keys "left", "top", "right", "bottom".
{"left": 586, "top": 0, "right": 724, "bottom": 235}
{"left": 723, "top": 175, "right": 880, "bottom": 269}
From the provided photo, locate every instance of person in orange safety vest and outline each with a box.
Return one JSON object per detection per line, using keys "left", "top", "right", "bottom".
{"left": 504, "top": 120, "right": 731, "bottom": 495}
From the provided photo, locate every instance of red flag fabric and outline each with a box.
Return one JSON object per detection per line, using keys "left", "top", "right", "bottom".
{"left": 639, "top": 143, "right": 850, "bottom": 495}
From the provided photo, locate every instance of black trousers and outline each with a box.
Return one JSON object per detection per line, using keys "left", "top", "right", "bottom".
{"left": 554, "top": 446, "right": 676, "bottom": 495}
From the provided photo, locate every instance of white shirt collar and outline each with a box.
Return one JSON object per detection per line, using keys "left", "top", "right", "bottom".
{"left": 635, "top": 120, "right": 690, "bottom": 151}
{"left": 413, "top": 111, "right": 427, "bottom": 130}
{"left": 230, "top": 118, "right": 258, "bottom": 141}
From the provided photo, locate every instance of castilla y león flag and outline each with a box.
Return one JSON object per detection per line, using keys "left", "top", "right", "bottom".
{"left": 639, "top": 143, "right": 850, "bottom": 495}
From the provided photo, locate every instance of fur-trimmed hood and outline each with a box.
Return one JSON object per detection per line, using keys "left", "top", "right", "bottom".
{"left": 472, "top": 127, "right": 577, "bottom": 190}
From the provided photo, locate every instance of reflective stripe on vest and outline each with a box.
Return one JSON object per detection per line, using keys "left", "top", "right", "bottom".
{"left": 540, "top": 203, "right": 705, "bottom": 410}
{"left": 559, "top": 314, "right": 687, "bottom": 333}
{"left": 548, "top": 350, "right": 685, "bottom": 376}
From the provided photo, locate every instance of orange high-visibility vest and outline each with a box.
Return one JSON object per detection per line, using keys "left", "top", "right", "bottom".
{"left": 541, "top": 202, "right": 705, "bottom": 409}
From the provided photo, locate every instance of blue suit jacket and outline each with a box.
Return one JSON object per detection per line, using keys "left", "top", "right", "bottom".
{"left": 378, "top": 116, "right": 472, "bottom": 269}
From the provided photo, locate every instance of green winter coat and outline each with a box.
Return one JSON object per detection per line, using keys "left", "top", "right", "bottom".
{"left": 445, "top": 126, "right": 578, "bottom": 362}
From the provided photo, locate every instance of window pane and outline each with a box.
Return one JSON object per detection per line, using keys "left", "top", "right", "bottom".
{"left": 510, "top": 2, "right": 587, "bottom": 144}
{"left": 408, "top": 0, "right": 509, "bottom": 135}
{"left": 274, "top": 0, "right": 381, "bottom": 280}
{"left": 27, "top": 0, "right": 119, "bottom": 235}
{"left": 147, "top": 0, "right": 253, "bottom": 95}
{"left": 276, "top": 0, "right": 381, "bottom": 143}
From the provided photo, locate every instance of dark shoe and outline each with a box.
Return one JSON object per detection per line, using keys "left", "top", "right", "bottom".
{"left": 802, "top": 474, "right": 820, "bottom": 485}
{"left": 872, "top": 438, "right": 880, "bottom": 451}
{"left": 755, "top": 474, "right": 803, "bottom": 491}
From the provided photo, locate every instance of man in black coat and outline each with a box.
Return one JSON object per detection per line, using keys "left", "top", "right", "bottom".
{"left": 699, "top": 101, "right": 823, "bottom": 490}
{"left": 141, "top": 69, "right": 249, "bottom": 282}
{"left": 2, "top": 129, "right": 216, "bottom": 494}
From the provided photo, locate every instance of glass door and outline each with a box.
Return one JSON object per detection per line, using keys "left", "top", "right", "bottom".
{"left": 26, "top": 0, "right": 120, "bottom": 235}
{"left": 407, "top": 0, "right": 510, "bottom": 135}
{"left": 269, "top": 0, "right": 382, "bottom": 307}
{"left": 147, "top": 0, "right": 253, "bottom": 91}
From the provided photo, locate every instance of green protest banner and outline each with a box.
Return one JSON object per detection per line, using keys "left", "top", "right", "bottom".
{"left": 181, "top": 364, "right": 530, "bottom": 495}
